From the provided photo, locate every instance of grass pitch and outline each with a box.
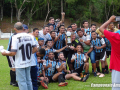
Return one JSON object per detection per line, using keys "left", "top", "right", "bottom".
{"left": 0, "top": 39, "right": 111, "bottom": 90}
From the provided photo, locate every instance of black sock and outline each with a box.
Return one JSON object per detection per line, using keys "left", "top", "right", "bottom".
{"left": 97, "top": 67, "right": 100, "bottom": 72}
{"left": 105, "top": 65, "right": 108, "bottom": 71}
{"left": 58, "top": 74, "right": 65, "bottom": 83}
{"left": 10, "top": 70, "right": 13, "bottom": 83}
{"left": 102, "top": 68, "right": 105, "bottom": 74}
{"left": 12, "top": 71, "right": 17, "bottom": 83}
{"left": 92, "top": 68, "right": 93, "bottom": 71}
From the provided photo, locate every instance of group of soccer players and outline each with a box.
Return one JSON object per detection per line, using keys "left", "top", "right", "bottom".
{"left": 2, "top": 14, "right": 120, "bottom": 90}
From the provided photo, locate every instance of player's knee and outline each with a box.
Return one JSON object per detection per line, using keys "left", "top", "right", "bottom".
{"left": 85, "top": 62, "right": 89, "bottom": 66}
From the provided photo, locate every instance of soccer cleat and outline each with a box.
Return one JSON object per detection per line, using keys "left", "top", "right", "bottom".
{"left": 64, "top": 82, "right": 68, "bottom": 86}
{"left": 93, "top": 72, "right": 97, "bottom": 77}
{"left": 82, "top": 74, "right": 89, "bottom": 82}
{"left": 80, "top": 73, "right": 83, "bottom": 78}
{"left": 58, "top": 82, "right": 67, "bottom": 87}
{"left": 10, "top": 82, "right": 12, "bottom": 85}
{"left": 41, "top": 81, "right": 48, "bottom": 89}
{"left": 97, "top": 72, "right": 101, "bottom": 76}
{"left": 37, "top": 77, "right": 42, "bottom": 83}
{"left": 12, "top": 83, "right": 18, "bottom": 87}
{"left": 104, "top": 70, "right": 109, "bottom": 74}
{"left": 99, "top": 73, "right": 105, "bottom": 77}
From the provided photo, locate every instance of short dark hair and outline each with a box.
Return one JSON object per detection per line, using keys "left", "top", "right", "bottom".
{"left": 50, "top": 30, "right": 56, "bottom": 34}
{"left": 49, "top": 17, "right": 54, "bottom": 20}
{"left": 43, "top": 25, "right": 49, "bottom": 29}
{"left": 58, "top": 52, "right": 64, "bottom": 56}
{"left": 33, "top": 28, "right": 39, "bottom": 32}
{"left": 76, "top": 43, "right": 83, "bottom": 49}
{"left": 82, "top": 20, "right": 88, "bottom": 24}
{"left": 71, "top": 23, "right": 76, "bottom": 26}
{"left": 59, "top": 25, "right": 65, "bottom": 28}
{"left": 77, "top": 28, "right": 82, "bottom": 33}
{"left": 91, "top": 24, "right": 96, "bottom": 27}
{"left": 38, "top": 48, "right": 45, "bottom": 55}
{"left": 45, "top": 39, "right": 52, "bottom": 45}
{"left": 91, "top": 31, "right": 97, "bottom": 34}
{"left": 67, "top": 26, "right": 72, "bottom": 28}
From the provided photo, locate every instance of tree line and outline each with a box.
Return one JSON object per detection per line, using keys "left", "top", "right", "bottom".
{"left": 0, "top": 0, "right": 120, "bottom": 26}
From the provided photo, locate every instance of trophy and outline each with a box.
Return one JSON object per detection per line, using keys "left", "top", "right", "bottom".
{"left": 66, "top": 31, "right": 72, "bottom": 47}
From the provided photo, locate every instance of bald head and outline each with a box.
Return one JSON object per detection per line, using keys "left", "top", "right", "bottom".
{"left": 14, "top": 22, "right": 23, "bottom": 30}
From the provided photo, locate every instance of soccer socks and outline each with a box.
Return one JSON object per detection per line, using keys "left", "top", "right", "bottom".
{"left": 10, "top": 70, "right": 18, "bottom": 86}
{"left": 58, "top": 74, "right": 65, "bottom": 83}
{"left": 10, "top": 70, "right": 13, "bottom": 84}
{"left": 11, "top": 70, "right": 17, "bottom": 84}
{"left": 105, "top": 65, "right": 108, "bottom": 71}
{"left": 102, "top": 68, "right": 105, "bottom": 74}
{"left": 97, "top": 67, "right": 100, "bottom": 72}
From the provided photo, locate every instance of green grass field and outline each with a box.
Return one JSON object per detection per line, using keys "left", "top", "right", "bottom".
{"left": 0, "top": 39, "right": 112, "bottom": 90}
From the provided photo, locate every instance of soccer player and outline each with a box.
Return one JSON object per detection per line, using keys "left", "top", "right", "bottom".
{"left": 38, "top": 25, "right": 51, "bottom": 44}
{"left": 29, "top": 28, "right": 40, "bottom": 90}
{"left": 91, "top": 24, "right": 97, "bottom": 32}
{"left": 54, "top": 25, "right": 66, "bottom": 50}
{"left": 38, "top": 37, "right": 45, "bottom": 48}
{"left": 1, "top": 22, "right": 37, "bottom": 90}
{"left": 86, "top": 31, "right": 106, "bottom": 77}
{"left": 71, "top": 23, "right": 77, "bottom": 33}
{"left": 6, "top": 33, "right": 18, "bottom": 87}
{"left": 67, "top": 26, "right": 72, "bottom": 32}
{"left": 50, "top": 30, "right": 57, "bottom": 42}
{"left": 48, "top": 24, "right": 54, "bottom": 33}
{"left": 36, "top": 48, "right": 49, "bottom": 89}
{"left": 71, "top": 44, "right": 89, "bottom": 80}
{"left": 47, "top": 12, "right": 65, "bottom": 30}
{"left": 82, "top": 20, "right": 91, "bottom": 35}
{"left": 43, "top": 52, "right": 68, "bottom": 87}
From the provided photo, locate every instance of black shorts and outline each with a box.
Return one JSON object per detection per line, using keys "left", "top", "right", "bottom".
{"left": 47, "top": 76, "right": 56, "bottom": 83}
{"left": 67, "top": 50, "right": 74, "bottom": 64}
{"left": 96, "top": 50, "right": 106, "bottom": 61}
{"left": 73, "top": 64, "right": 84, "bottom": 76}
{"left": 6, "top": 56, "right": 15, "bottom": 68}
{"left": 106, "top": 51, "right": 111, "bottom": 58}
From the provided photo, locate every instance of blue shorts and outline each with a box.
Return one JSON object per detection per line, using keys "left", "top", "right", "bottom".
{"left": 84, "top": 50, "right": 96, "bottom": 63}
